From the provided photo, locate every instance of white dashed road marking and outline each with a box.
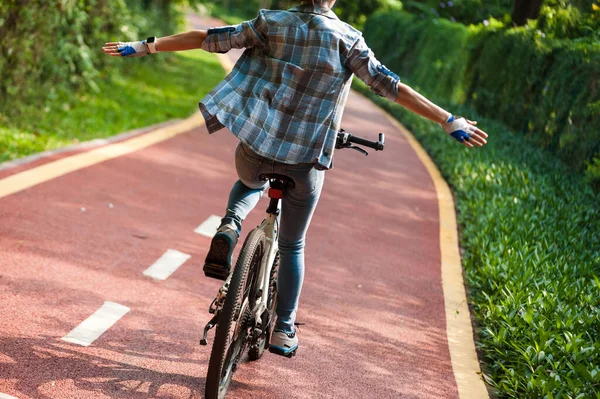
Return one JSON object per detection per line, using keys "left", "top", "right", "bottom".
{"left": 62, "top": 301, "right": 130, "bottom": 347}
{"left": 194, "top": 215, "right": 222, "bottom": 238}
{"left": 143, "top": 249, "right": 191, "bottom": 281}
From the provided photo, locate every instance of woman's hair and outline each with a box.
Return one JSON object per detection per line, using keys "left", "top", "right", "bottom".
{"left": 300, "top": 0, "right": 332, "bottom": 8}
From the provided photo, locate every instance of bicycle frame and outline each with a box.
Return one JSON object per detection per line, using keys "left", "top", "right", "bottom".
{"left": 202, "top": 192, "right": 281, "bottom": 342}
{"left": 251, "top": 206, "right": 280, "bottom": 328}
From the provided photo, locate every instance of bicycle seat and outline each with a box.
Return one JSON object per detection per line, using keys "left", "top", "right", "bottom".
{"left": 259, "top": 173, "right": 295, "bottom": 189}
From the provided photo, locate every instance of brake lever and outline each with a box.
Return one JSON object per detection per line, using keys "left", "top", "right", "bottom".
{"left": 349, "top": 145, "right": 369, "bottom": 156}
{"left": 337, "top": 142, "right": 368, "bottom": 156}
{"left": 335, "top": 130, "right": 369, "bottom": 156}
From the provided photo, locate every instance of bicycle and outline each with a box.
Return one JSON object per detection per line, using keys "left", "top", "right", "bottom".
{"left": 200, "top": 130, "right": 385, "bottom": 399}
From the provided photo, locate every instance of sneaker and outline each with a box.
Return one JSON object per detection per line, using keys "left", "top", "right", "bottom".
{"left": 203, "top": 223, "right": 239, "bottom": 281}
{"left": 269, "top": 329, "right": 298, "bottom": 357}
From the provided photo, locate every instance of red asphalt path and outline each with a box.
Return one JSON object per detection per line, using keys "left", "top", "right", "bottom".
{"left": 0, "top": 15, "right": 459, "bottom": 399}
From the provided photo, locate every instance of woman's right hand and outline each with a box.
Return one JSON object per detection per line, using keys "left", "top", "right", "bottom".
{"left": 102, "top": 41, "right": 149, "bottom": 57}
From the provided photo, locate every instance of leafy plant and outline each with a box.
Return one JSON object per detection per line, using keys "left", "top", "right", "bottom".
{"left": 353, "top": 78, "right": 600, "bottom": 398}
{"left": 0, "top": 0, "right": 222, "bottom": 162}
{"left": 0, "top": 0, "right": 191, "bottom": 120}
{"left": 363, "top": 10, "right": 600, "bottom": 190}
{"left": 0, "top": 50, "right": 224, "bottom": 162}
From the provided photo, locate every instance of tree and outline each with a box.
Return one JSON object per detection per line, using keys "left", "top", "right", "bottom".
{"left": 512, "top": 0, "right": 544, "bottom": 26}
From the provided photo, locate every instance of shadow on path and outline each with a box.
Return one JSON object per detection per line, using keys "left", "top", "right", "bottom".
{"left": 0, "top": 336, "right": 215, "bottom": 399}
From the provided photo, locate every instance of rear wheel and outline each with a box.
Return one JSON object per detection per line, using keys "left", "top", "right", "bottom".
{"left": 205, "top": 229, "right": 266, "bottom": 399}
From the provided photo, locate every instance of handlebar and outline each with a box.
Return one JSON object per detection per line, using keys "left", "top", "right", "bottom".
{"left": 335, "top": 129, "right": 385, "bottom": 156}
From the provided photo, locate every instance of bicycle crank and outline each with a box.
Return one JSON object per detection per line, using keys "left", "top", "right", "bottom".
{"left": 200, "top": 314, "right": 218, "bottom": 346}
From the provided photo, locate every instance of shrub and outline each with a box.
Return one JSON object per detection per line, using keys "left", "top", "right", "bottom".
{"left": 363, "top": 11, "right": 600, "bottom": 189}
{"left": 0, "top": 0, "right": 186, "bottom": 118}
{"left": 353, "top": 78, "right": 600, "bottom": 398}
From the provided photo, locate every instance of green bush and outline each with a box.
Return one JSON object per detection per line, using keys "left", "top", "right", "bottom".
{"left": 0, "top": 0, "right": 215, "bottom": 161}
{"left": 0, "top": 0, "right": 185, "bottom": 115}
{"left": 365, "top": 12, "right": 473, "bottom": 103}
{"left": 363, "top": 11, "right": 600, "bottom": 190}
{"left": 0, "top": 50, "right": 224, "bottom": 162}
{"left": 353, "top": 78, "right": 600, "bottom": 398}
{"left": 0, "top": 0, "right": 127, "bottom": 103}
{"left": 537, "top": 2, "right": 600, "bottom": 40}
{"left": 470, "top": 30, "right": 600, "bottom": 190}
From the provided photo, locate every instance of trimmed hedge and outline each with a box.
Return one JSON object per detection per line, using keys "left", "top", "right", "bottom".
{"left": 353, "top": 78, "right": 600, "bottom": 398}
{"left": 363, "top": 11, "right": 600, "bottom": 190}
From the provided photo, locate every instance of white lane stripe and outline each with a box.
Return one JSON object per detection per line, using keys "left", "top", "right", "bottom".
{"left": 62, "top": 301, "right": 130, "bottom": 347}
{"left": 0, "top": 393, "right": 20, "bottom": 399}
{"left": 194, "top": 215, "right": 222, "bottom": 238}
{"left": 143, "top": 249, "right": 191, "bottom": 280}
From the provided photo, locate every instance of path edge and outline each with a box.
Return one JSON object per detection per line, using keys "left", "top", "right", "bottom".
{"left": 0, "top": 46, "right": 234, "bottom": 200}
{"left": 0, "top": 119, "right": 182, "bottom": 172}
{"left": 376, "top": 106, "right": 490, "bottom": 399}
{"left": 0, "top": 113, "right": 206, "bottom": 200}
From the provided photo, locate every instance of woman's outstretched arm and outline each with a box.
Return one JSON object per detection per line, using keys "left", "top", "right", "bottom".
{"left": 394, "top": 82, "right": 488, "bottom": 148}
{"left": 154, "top": 30, "right": 208, "bottom": 52}
{"left": 102, "top": 30, "right": 208, "bottom": 57}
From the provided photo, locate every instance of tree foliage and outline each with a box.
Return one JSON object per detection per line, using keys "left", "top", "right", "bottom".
{"left": 402, "top": 0, "right": 600, "bottom": 36}
{"left": 209, "top": 0, "right": 401, "bottom": 28}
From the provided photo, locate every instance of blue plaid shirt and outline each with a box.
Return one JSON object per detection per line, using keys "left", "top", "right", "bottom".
{"left": 199, "top": 5, "right": 400, "bottom": 169}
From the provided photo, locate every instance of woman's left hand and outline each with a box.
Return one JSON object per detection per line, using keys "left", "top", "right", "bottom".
{"left": 441, "top": 115, "right": 489, "bottom": 148}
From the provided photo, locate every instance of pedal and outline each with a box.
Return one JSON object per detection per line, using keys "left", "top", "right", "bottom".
{"left": 208, "top": 298, "right": 217, "bottom": 314}
{"left": 203, "top": 262, "right": 230, "bottom": 281}
{"left": 252, "top": 327, "right": 263, "bottom": 342}
{"left": 269, "top": 346, "right": 297, "bottom": 358}
{"left": 200, "top": 314, "right": 218, "bottom": 346}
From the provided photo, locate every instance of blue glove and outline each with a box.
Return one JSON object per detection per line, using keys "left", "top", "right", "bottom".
{"left": 440, "top": 115, "right": 476, "bottom": 143}
{"left": 116, "top": 40, "right": 149, "bottom": 57}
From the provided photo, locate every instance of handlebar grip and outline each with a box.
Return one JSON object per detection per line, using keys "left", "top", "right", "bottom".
{"left": 347, "top": 135, "right": 372, "bottom": 147}
{"left": 347, "top": 134, "right": 385, "bottom": 151}
{"left": 336, "top": 130, "right": 385, "bottom": 152}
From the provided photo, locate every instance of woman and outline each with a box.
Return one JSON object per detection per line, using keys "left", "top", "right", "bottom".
{"left": 103, "top": 0, "right": 488, "bottom": 357}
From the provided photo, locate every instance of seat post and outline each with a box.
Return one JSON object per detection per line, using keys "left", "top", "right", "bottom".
{"left": 258, "top": 174, "right": 295, "bottom": 216}
{"left": 266, "top": 180, "right": 284, "bottom": 215}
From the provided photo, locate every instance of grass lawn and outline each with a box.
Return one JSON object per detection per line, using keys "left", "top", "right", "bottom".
{"left": 353, "top": 79, "right": 600, "bottom": 398}
{"left": 0, "top": 50, "right": 224, "bottom": 163}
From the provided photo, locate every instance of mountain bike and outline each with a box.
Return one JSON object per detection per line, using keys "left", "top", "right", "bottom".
{"left": 200, "top": 130, "right": 385, "bottom": 399}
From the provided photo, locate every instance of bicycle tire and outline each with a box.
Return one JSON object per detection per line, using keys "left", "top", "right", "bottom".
{"left": 205, "top": 228, "right": 266, "bottom": 399}
{"left": 248, "top": 251, "right": 279, "bottom": 361}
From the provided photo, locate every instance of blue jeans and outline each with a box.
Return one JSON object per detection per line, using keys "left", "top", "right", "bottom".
{"left": 221, "top": 142, "right": 325, "bottom": 333}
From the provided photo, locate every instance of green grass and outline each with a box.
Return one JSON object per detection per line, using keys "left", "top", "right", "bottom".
{"left": 0, "top": 50, "right": 224, "bottom": 162}
{"left": 353, "top": 79, "right": 600, "bottom": 398}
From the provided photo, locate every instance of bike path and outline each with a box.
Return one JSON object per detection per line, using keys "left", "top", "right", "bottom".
{"left": 0, "top": 15, "right": 486, "bottom": 399}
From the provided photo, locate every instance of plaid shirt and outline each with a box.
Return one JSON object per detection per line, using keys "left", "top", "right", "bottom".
{"left": 199, "top": 5, "right": 399, "bottom": 169}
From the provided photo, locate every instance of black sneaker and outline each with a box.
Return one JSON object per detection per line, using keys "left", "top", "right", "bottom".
{"left": 203, "top": 224, "right": 239, "bottom": 281}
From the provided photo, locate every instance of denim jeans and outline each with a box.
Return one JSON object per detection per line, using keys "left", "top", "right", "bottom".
{"left": 221, "top": 142, "right": 325, "bottom": 333}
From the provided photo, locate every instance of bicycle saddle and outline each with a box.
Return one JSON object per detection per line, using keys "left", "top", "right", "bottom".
{"left": 259, "top": 173, "right": 296, "bottom": 189}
